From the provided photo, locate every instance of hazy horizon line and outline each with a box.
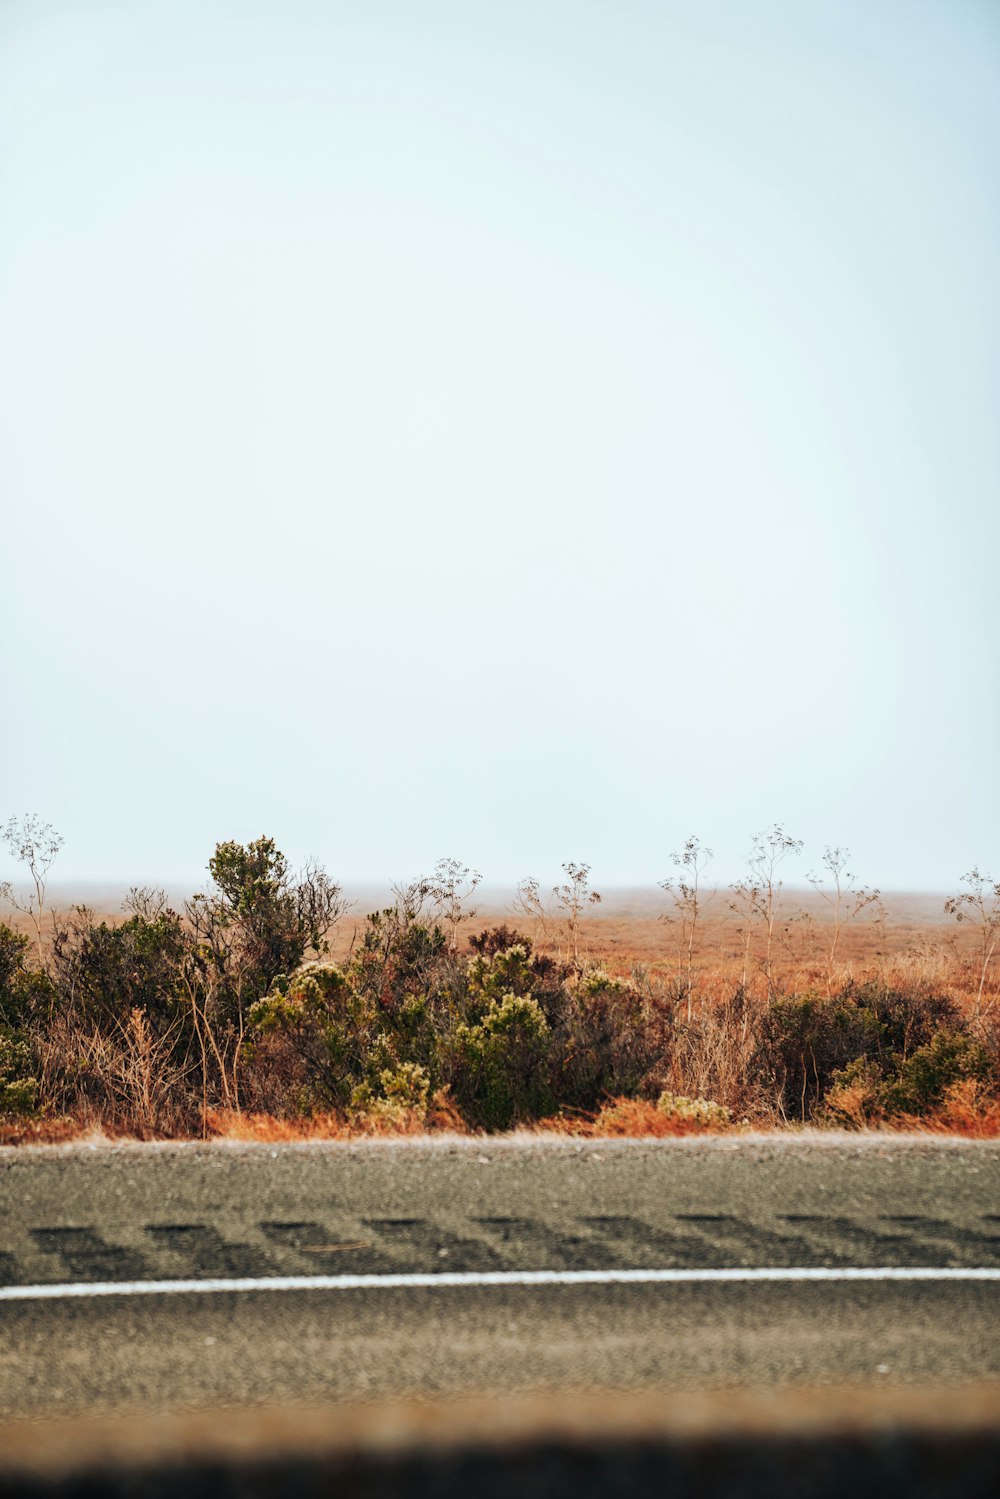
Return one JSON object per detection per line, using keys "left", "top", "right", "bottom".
{"left": 4, "top": 878, "right": 963, "bottom": 901}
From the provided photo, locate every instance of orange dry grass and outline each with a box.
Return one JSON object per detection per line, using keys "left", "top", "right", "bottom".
{"left": 203, "top": 1089, "right": 469, "bottom": 1143}
{"left": 536, "top": 1098, "right": 735, "bottom": 1139}
{"left": 896, "top": 1081, "right": 1000, "bottom": 1139}
{"left": 0, "top": 1116, "right": 95, "bottom": 1147}
{"left": 204, "top": 1109, "right": 351, "bottom": 1142}
{"left": 592, "top": 1098, "right": 733, "bottom": 1138}
{"left": 329, "top": 889, "right": 988, "bottom": 1015}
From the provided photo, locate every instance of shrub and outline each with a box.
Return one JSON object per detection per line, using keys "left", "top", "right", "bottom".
{"left": 351, "top": 901, "right": 450, "bottom": 1014}
{"left": 351, "top": 1062, "right": 432, "bottom": 1129}
{"left": 452, "top": 992, "right": 553, "bottom": 1129}
{"left": 883, "top": 1030, "right": 993, "bottom": 1115}
{"left": 822, "top": 1030, "right": 994, "bottom": 1124}
{"left": 663, "top": 986, "right": 765, "bottom": 1117}
{"left": 822, "top": 1058, "right": 883, "bottom": 1126}
{"left": 591, "top": 1098, "right": 681, "bottom": 1137}
{"left": 757, "top": 985, "right": 964, "bottom": 1121}
{"left": 0, "top": 923, "right": 56, "bottom": 1030}
{"left": 51, "top": 905, "right": 190, "bottom": 1031}
{"left": 465, "top": 931, "right": 568, "bottom": 1019}
{"left": 0, "top": 1026, "right": 37, "bottom": 1116}
{"left": 554, "top": 967, "right": 670, "bottom": 1110}
{"left": 467, "top": 924, "right": 530, "bottom": 959}
{"left": 188, "top": 839, "right": 343, "bottom": 1021}
{"left": 590, "top": 1094, "right": 733, "bottom": 1137}
{"left": 376, "top": 1060, "right": 431, "bottom": 1109}
{"left": 918, "top": 1079, "right": 1000, "bottom": 1137}
{"left": 246, "top": 963, "right": 370, "bottom": 1110}
{"left": 657, "top": 1091, "right": 732, "bottom": 1129}
{"left": 0, "top": 924, "right": 29, "bottom": 1013}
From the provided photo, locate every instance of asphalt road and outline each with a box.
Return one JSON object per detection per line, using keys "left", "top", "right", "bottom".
{"left": 1, "top": 1135, "right": 998, "bottom": 1418}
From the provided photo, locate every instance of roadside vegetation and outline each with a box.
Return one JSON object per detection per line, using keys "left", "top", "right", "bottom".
{"left": 1, "top": 817, "right": 998, "bottom": 1142}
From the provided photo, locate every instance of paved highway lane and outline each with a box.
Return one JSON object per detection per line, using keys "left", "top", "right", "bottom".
{"left": 1, "top": 1135, "right": 998, "bottom": 1417}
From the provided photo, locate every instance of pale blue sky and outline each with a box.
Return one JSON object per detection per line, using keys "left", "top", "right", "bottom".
{"left": 1, "top": 0, "right": 997, "bottom": 891}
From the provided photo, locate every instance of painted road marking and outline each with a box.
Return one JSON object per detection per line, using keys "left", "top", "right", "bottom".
{"left": 1, "top": 1266, "right": 999, "bottom": 1301}
{"left": 4, "top": 1214, "right": 998, "bottom": 1289}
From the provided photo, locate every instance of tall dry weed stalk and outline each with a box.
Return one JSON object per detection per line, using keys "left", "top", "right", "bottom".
{"left": 807, "top": 845, "right": 879, "bottom": 988}
{"left": 659, "top": 836, "right": 714, "bottom": 1021}
{"left": 728, "top": 825, "right": 802, "bottom": 998}
{"left": 0, "top": 815, "right": 63, "bottom": 967}
{"left": 945, "top": 868, "right": 1000, "bottom": 1017}
{"left": 514, "top": 863, "right": 601, "bottom": 966}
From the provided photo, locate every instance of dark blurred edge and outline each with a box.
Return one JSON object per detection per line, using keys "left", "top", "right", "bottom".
{"left": 2, "top": 1387, "right": 999, "bottom": 1497}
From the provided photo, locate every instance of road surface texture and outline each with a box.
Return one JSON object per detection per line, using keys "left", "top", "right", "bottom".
{"left": 1, "top": 1135, "right": 999, "bottom": 1495}
{"left": 1, "top": 1133, "right": 998, "bottom": 1420}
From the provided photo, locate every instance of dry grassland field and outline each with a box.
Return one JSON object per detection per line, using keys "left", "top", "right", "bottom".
{"left": 342, "top": 888, "right": 961, "bottom": 980}
{"left": 2, "top": 879, "right": 997, "bottom": 1144}
{"left": 3, "top": 884, "right": 980, "bottom": 1005}
{"left": 3, "top": 884, "right": 970, "bottom": 976}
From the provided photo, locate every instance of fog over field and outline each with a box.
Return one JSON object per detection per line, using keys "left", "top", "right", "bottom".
{"left": 1, "top": 882, "right": 959, "bottom": 928}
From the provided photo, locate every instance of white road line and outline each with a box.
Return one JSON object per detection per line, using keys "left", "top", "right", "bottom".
{"left": 1, "top": 1267, "right": 999, "bottom": 1301}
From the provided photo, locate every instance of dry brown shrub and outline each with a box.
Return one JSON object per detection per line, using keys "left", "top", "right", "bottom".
{"left": 30, "top": 1007, "right": 195, "bottom": 1139}
{"left": 822, "top": 1075, "right": 880, "bottom": 1129}
{"left": 426, "top": 1087, "right": 467, "bottom": 1132}
{"left": 661, "top": 991, "right": 769, "bottom": 1119}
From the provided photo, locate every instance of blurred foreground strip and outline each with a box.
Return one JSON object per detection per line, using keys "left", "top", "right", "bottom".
{"left": 1, "top": 1386, "right": 999, "bottom": 1497}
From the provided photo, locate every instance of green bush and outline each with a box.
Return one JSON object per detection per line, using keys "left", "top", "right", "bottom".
{"left": 757, "top": 985, "right": 963, "bottom": 1121}
{"left": 0, "top": 1026, "right": 37, "bottom": 1117}
{"left": 0, "top": 923, "right": 55, "bottom": 1030}
{"left": 824, "top": 1030, "right": 994, "bottom": 1122}
{"left": 351, "top": 1062, "right": 432, "bottom": 1126}
{"left": 452, "top": 992, "right": 553, "bottom": 1129}
{"left": 247, "top": 963, "right": 372, "bottom": 1109}
{"left": 244, "top": 934, "right": 672, "bottom": 1129}
{"left": 554, "top": 967, "right": 669, "bottom": 1110}
{"left": 0, "top": 924, "right": 29, "bottom": 1011}
{"left": 51, "top": 906, "right": 189, "bottom": 1030}
{"left": 883, "top": 1031, "right": 993, "bottom": 1115}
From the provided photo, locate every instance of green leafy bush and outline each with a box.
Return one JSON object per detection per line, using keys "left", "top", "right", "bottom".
{"left": 0, "top": 1026, "right": 37, "bottom": 1116}
{"left": 757, "top": 985, "right": 963, "bottom": 1121}
{"left": 350, "top": 1062, "right": 432, "bottom": 1127}
{"left": 452, "top": 992, "right": 553, "bottom": 1129}
{"left": 824, "top": 1031, "right": 994, "bottom": 1123}
{"left": 0, "top": 924, "right": 29, "bottom": 1014}
{"left": 246, "top": 963, "right": 371, "bottom": 1109}
{"left": 883, "top": 1031, "right": 993, "bottom": 1115}
{"left": 51, "top": 905, "right": 189, "bottom": 1030}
